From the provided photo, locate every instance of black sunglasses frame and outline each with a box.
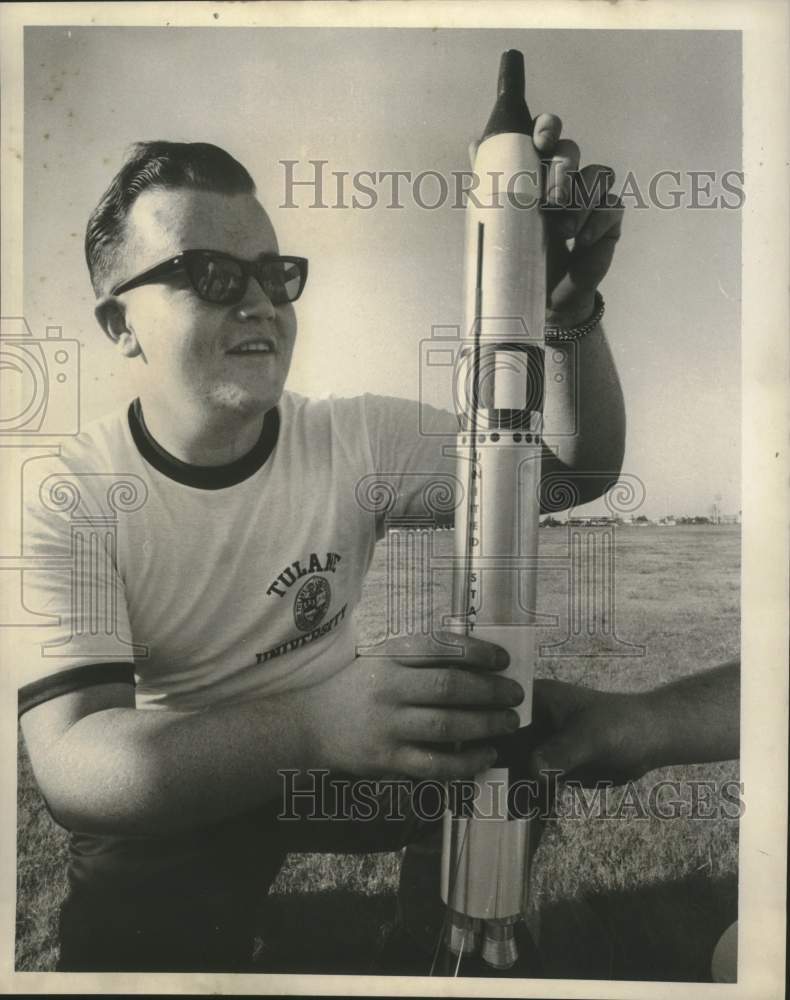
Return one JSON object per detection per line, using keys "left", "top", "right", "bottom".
{"left": 110, "top": 250, "right": 309, "bottom": 306}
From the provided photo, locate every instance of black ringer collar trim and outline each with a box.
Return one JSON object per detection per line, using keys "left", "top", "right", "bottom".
{"left": 128, "top": 398, "right": 280, "bottom": 490}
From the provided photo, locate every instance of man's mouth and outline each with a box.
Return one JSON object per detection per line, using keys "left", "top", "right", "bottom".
{"left": 227, "top": 337, "right": 276, "bottom": 356}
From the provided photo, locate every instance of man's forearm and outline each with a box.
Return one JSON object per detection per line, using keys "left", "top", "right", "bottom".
{"left": 639, "top": 660, "right": 741, "bottom": 773}
{"left": 36, "top": 689, "right": 318, "bottom": 837}
{"left": 541, "top": 322, "right": 626, "bottom": 507}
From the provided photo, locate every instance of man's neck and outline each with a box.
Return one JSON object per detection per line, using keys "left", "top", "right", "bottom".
{"left": 136, "top": 394, "right": 268, "bottom": 467}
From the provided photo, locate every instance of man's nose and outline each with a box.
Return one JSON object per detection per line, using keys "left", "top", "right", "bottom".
{"left": 236, "top": 276, "right": 277, "bottom": 320}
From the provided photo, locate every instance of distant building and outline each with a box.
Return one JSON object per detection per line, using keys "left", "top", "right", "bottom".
{"left": 566, "top": 515, "right": 617, "bottom": 527}
{"left": 540, "top": 516, "right": 565, "bottom": 528}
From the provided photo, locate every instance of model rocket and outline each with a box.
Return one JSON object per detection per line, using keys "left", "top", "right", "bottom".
{"left": 440, "top": 49, "right": 546, "bottom": 972}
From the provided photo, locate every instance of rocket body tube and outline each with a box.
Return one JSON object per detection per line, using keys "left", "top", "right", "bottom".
{"left": 440, "top": 50, "right": 546, "bottom": 954}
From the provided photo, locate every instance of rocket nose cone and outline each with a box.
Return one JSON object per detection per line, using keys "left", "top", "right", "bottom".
{"left": 481, "top": 49, "right": 533, "bottom": 139}
{"left": 498, "top": 50, "right": 525, "bottom": 99}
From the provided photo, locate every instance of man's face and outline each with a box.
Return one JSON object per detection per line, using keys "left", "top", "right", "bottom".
{"left": 112, "top": 188, "right": 297, "bottom": 423}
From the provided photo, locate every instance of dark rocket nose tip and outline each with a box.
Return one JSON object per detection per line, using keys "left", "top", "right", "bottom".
{"left": 481, "top": 49, "right": 533, "bottom": 140}
{"left": 498, "top": 50, "right": 525, "bottom": 100}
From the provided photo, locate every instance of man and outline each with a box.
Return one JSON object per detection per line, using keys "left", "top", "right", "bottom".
{"left": 18, "top": 118, "right": 625, "bottom": 971}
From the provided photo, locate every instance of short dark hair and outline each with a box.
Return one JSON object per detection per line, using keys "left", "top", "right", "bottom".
{"left": 85, "top": 141, "right": 256, "bottom": 295}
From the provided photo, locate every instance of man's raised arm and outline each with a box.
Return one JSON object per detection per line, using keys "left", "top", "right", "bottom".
{"left": 540, "top": 319, "right": 626, "bottom": 508}
{"left": 533, "top": 114, "right": 626, "bottom": 507}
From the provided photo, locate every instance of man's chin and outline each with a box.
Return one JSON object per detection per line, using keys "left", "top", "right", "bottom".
{"left": 209, "top": 383, "right": 283, "bottom": 418}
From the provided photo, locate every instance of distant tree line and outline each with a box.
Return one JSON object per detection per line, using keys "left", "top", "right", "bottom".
{"left": 539, "top": 514, "right": 727, "bottom": 527}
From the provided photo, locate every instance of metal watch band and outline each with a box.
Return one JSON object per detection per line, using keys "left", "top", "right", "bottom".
{"left": 544, "top": 291, "right": 605, "bottom": 342}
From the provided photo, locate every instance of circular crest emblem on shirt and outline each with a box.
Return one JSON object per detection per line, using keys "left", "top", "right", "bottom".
{"left": 293, "top": 575, "right": 331, "bottom": 632}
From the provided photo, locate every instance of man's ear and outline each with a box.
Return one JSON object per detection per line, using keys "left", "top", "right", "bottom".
{"left": 94, "top": 296, "right": 144, "bottom": 359}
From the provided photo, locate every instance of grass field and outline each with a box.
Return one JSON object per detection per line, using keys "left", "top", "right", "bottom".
{"left": 16, "top": 525, "right": 740, "bottom": 976}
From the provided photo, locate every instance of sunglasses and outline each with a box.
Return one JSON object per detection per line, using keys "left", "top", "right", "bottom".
{"left": 111, "top": 249, "right": 309, "bottom": 306}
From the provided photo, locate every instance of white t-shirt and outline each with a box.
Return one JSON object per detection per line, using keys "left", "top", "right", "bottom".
{"left": 18, "top": 391, "right": 459, "bottom": 715}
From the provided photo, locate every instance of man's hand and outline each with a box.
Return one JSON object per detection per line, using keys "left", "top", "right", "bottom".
{"left": 523, "top": 679, "right": 649, "bottom": 788}
{"left": 532, "top": 112, "right": 625, "bottom": 328}
{"left": 303, "top": 632, "right": 524, "bottom": 781}
{"left": 512, "top": 663, "right": 740, "bottom": 791}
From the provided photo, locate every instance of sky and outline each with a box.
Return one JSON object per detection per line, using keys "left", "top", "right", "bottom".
{"left": 20, "top": 26, "right": 741, "bottom": 519}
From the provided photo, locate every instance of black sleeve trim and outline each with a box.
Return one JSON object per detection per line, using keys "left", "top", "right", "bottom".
{"left": 18, "top": 663, "right": 136, "bottom": 718}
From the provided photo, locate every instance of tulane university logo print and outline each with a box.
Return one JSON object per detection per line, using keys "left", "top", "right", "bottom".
{"left": 265, "top": 552, "right": 341, "bottom": 632}
{"left": 293, "top": 575, "right": 331, "bottom": 632}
